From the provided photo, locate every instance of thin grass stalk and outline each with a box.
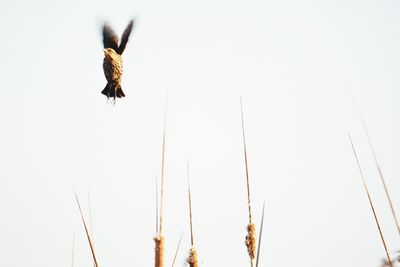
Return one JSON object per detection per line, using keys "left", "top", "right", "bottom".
{"left": 155, "top": 94, "right": 168, "bottom": 267}
{"left": 366, "top": 130, "right": 400, "bottom": 236}
{"left": 241, "top": 97, "right": 256, "bottom": 267}
{"left": 350, "top": 92, "right": 400, "bottom": 236}
{"left": 74, "top": 191, "right": 99, "bottom": 267}
{"left": 171, "top": 231, "right": 184, "bottom": 267}
{"left": 349, "top": 135, "right": 393, "bottom": 267}
{"left": 88, "top": 190, "right": 96, "bottom": 267}
{"left": 88, "top": 190, "right": 94, "bottom": 241}
{"left": 186, "top": 162, "right": 199, "bottom": 267}
{"left": 187, "top": 162, "right": 194, "bottom": 246}
{"left": 71, "top": 231, "right": 75, "bottom": 267}
{"left": 255, "top": 201, "right": 265, "bottom": 267}
{"left": 156, "top": 176, "right": 159, "bottom": 235}
{"left": 159, "top": 94, "right": 168, "bottom": 235}
{"left": 240, "top": 97, "right": 253, "bottom": 224}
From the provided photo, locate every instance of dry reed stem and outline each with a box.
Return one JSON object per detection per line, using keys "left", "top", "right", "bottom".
{"left": 241, "top": 97, "right": 257, "bottom": 266}
{"left": 186, "top": 163, "right": 199, "bottom": 267}
{"left": 159, "top": 94, "right": 168, "bottom": 235}
{"left": 154, "top": 235, "right": 165, "bottom": 267}
{"left": 88, "top": 190, "right": 94, "bottom": 241}
{"left": 349, "top": 135, "right": 393, "bottom": 267}
{"left": 187, "top": 162, "right": 195, "bottom": 246}
{"left": 88, "top": 190, "right": 96, "bottom": 267}
{"left": 365, "top": 130, "right": 400, "bottom": 236}
{"left": 350, "top": 93, "right": 400, "bottom": 236}
{"left": 240, "top": 97, "right": 253, "bottom": 224}
{"left": 74, "top": 191, "right": 99, "bottom": 267}
{"left": 156, "top": 175, "right": 159, "bottom": 235}
{"left": 71, "top": 231, "right": 75, "bottom": 267}
{"left": 246, "top": 223, "right": 257, "bottom": 262}
{"left": 171, "top": 231, "right": 184, "bottom": 267}
{"left": 255, "top": 202, "right": 265, "bottom": 267}
{"left": 155, "top": 96, "right": 168, "bottom": 267}
{"left": 187, "top": 246, "right": 199, "bottom": 267}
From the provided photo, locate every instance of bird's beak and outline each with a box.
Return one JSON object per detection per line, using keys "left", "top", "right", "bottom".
{"left": 103, "top": 49, "right": 108, "bottom": 55}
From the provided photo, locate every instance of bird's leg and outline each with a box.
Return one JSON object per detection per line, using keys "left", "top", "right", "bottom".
{"left": 106, "top": 95, "right": 111, "bottom": 105}
{"left": 107, "top": 89, "right": 111, "bottom": 104}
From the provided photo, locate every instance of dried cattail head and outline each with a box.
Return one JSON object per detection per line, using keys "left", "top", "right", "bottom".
{"left": 380, "top": 259, "right": 393, "bottom": 267}
{"left": 187, "top": 246, "right": 199, "bottom": 267}
{"left": 154, "top": 235, "right": 165, "bottom": 267}
{"left": 246, "top": 223, "right": 256, "bottom": 261}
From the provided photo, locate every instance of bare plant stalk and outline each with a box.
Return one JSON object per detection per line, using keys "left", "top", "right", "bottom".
{"left": 186, "top": 162, "right": 199, "bottom": 267}
{"left": 154, "top": 235, "right": 165, "bottom": 267}
{"left": 349, "top": 135, "right": 393, "bottom": 267}
{"left": 159, "top": 93, "right": 168, "bottom": 235}
{"left": 240, "top": 97, "right": 253, "bottom": 224}
{"left": 88, "top": 190, "right": 94, "bottom": 240}
{"left": 350, "top": 92, "right": 400, "bottom": 236}
{"left": 74, "top": 191, "right": 99, "bottom": 267}
{"left": 156, "top": 176, "right": 159, "bottom": 235}
{"left": 71, "top": 231, "right": 75, "bottom": 267}
{"left": 187, "top": 162, "right": 195, "bottom": 246}
{"left": 255, "top": 201, "right": 265, "bottom": 267}
{"left": 241, "top": 97, "right": 256, "bottom": 267}
{"left": 155, "top": 94, "right": 168, "bottom": 267}
{"left": 88, "top": 190, "right": 96, "bottom": 267}
{"left": 171, "top": 231, "right": 184, "bottom": 267}
{"left": 366, "top": 131, "right": 400, "bottom": 236}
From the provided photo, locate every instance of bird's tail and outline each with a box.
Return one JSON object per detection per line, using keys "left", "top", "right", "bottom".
{"left": 101, "top": 83, "right": 125, "bottom": 98}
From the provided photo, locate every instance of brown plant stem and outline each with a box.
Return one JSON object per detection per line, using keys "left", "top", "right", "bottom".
{"left": 349, "top": 135, "right": 393, "bottom": 267}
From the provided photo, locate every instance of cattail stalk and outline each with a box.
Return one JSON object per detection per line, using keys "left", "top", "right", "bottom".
{"left": 155, "top": 94, "right": 168, "bottom": 267}
{"left": 241, "top": 97, "right": 253, "bottom": 224}
{"left": 88, "top": 190, "right": 96, "bottom": 267}
{"left": 71, "top": 231, "right": 75, "bottom": 267}
{"left": 159, "top": 94, "right": 168, "bottom": 235}
{"left": 350, "top": 93, "right": 400, "bottom": 236}
{"left": 156, "top": 176, "right": 159, "bottom": 235}
{"left": 255, "top": 201, "right": 265, "bottom": 267}
{"left": 171, "top": 231, "right": 184, "bottom": 267}
{"left": 241, "top": 97, "right": 256, "bottom": 266}
{"left": 349, "top": 135, "right": 393, "bottom": 267}
{"left": 187, "top": 162, "right": 194, "bottom": 246}
{"left": 362, "top": 121, "right": 400, "bottom": 236}
{"left": 74, "top": 191, "right": 99, "bottom": 267}
{"left": 186, "top": 162, "right": 199, "bottom": 267}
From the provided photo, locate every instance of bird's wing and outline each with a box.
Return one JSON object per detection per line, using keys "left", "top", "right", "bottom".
{"left": 117, "top": 20, "right": 134, "bottom": 55}
{"left": 102, "top": 23, "right": 119, "bottom": 51}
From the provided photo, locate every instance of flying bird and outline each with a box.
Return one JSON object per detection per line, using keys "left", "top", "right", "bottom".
{"left": 101, "top": 19, "right": 134, "bottom": 102}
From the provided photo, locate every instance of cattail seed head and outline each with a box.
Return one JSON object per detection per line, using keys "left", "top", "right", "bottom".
{"left": 154, "top": 235, "right": 165, "bottom": 267}
{"left": 246, "top": 223, "right": 256, "bottom": 261}
{"left": 187, "top": 246, "right": 199, "bottom": 267}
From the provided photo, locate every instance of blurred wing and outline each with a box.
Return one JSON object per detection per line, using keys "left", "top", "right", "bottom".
{"left": 117, "top": 19, "right": 134, "bottom": 55}
{"left": 102, "top": 23, "right": 119, "bottom": 51}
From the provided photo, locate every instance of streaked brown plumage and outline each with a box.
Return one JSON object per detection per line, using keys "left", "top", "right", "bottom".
{"left": 101, "top": 20, "right": 134, "bottom": 100}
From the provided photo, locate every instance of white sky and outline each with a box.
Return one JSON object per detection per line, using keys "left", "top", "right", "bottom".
{"left": 0, "top": 0, "right": 399, "bottom": 266}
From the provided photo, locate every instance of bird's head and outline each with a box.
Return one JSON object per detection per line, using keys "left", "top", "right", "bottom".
{"left": 103, "top": 48, "right": 117, "bottom": 58}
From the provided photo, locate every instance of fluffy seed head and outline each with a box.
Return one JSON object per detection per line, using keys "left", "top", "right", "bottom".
{"left": 154, "top": 235, "right": 165, "bottom": 267}
{"left": 246, "top": 223, "right": 256, "bottom": 260}
{"left": 186, "top": 246, "right": 199, "bottom": 267}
